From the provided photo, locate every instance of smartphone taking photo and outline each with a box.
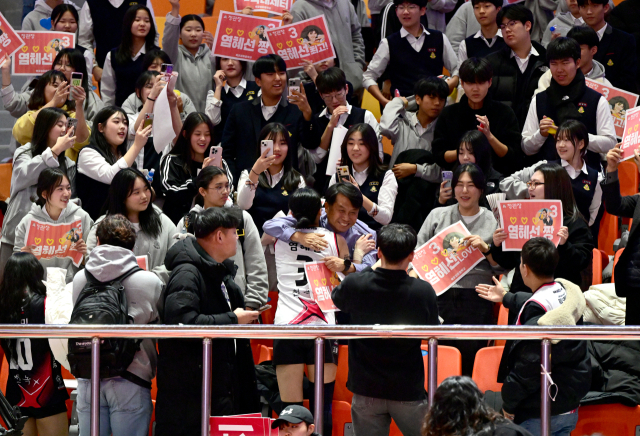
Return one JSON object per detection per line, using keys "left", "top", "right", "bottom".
{"left": 66, "top": 118, "right": 78, "bottom": 136}
{"left": 260, "top": 140, "right": 273, "bottom": 158}
{"left": 70, "top": 72, "right": 82, "bottom": 100}
{"left": 288, "top": 77, "right": 301, "bottom": 96}
{"left": 442, "top": 171, "right": 453, "bottom": 188}
{"left": 337, "top": 166, "right": 350, "bottom": 183}
{"left": 208, "top": 146, "right": 223, "bottom": 168}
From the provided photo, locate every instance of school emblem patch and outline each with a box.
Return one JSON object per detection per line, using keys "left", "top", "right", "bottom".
{"left": 608, "top": 59, "right": 614, "bottom": 66}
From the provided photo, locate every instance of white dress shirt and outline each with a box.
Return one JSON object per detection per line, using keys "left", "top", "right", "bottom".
{"left": 205, "top": 78, "right": 249, "bottom": 126}
{"left": 521, "top": 94, "right": 617, "bottom": 157}
{"left": 236, "top": 168, "right": 306, "bottom": 210}
{"left": 454, "top": 29, "right": 503, "bottom": 76}
{"left": 561, "top": 159, "right": 603, "bottom": 226}
{"left": 363, "top": 26, "right": 458, "bottom": 90}
{"left": 511, "top": 44, "right": 539, "bottom": 74}
{"left": 100, "top": 45, "right": 147, "bottom": 106}
{"left": 596, "top": 23, "right": 608, "bottom": 41}
{"left": 77, "top": 148, "right": 130, "bottom": 184}
{"left": 261, "top": 96, "right": 281, "bottom": 121}
{"left": 328, "top": 168, "right": 398, "bottom": 226}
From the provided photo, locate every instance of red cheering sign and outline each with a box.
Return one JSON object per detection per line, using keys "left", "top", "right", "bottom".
{"left": 620, "top": 106, "right": 640, "bottom": 161}
{"left": 210, "top": 415, "right": 277, "bottom": 436}
{"left": 212, "top": 12, "right": 279, "bottom": 62}
{"left": 24, "top": 219, "right": 84, "bottom": 267}
{"left": 498, "top": 200, "right": 563, "bottom": 251}
{"left": 586, "top": 78, "right": 639, "bottom": 139}
{"left": 304, "top": 261, "right": 340, "bottom": 312}
{"left": 12, "top": 31, "right": 75, "bottom": 75}
{"left": 0, "top": 12, "right": 25, "bottom": 62}
{"left": 234, "top": 0, "right": 293, "bottom": 15}
{"left": 265, "top": 16, "right": 335, "bottom": 68}
{"left": 412, "top": 222, "right": 485, "bottom": 296}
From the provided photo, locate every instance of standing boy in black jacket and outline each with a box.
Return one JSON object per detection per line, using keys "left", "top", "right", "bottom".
{"left": 332, "top": 223, "right": 439, "bottom": 436}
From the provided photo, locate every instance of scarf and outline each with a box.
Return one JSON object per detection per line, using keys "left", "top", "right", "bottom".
{"left": 546, "top": 69, "right": 587, "bottom": 126}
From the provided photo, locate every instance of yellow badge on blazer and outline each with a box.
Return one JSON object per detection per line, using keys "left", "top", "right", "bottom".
{"left": 584, "top": 184, "right": 590, "bottom": 191}
{"left": 282, "top": 188, "right": 288, "bottom": 196}
{"left": 370, "top": 186, "right": 378, "bottom": 193}
{"left": 608, "top": 59, "right": 614, "bottom": 66}
{"left": 578, "top": 107, "right": 585, "bottom": 114}
{"left": 430, "top": 52, "right": 436, "bottom": 59}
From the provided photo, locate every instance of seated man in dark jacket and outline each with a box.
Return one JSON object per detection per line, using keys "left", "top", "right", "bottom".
{"left": 155, "top": 208, "right": 261, "bottom": 436}
{"left": 476, "top": 238, "right": 591, "bottom": 436}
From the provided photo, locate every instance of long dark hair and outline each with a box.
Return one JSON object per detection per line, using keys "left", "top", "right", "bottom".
{"left": 170, "top": 112, "right": 214, "bottom": 175}
{"left": 27, "top": 70, "right": 73, "bottom": 111}
{"left": 21, "top": 107, "right": 70, "bottom": 174}
{"left": 556, "top": 120, "right": 589, "bottom": 160}
{"left": 33, "top": 167, "right": 68, "bottom": 207}
{"left": 289, "top": 188, "right": 321, "bottom": 229}
{"left": 53, "top": 48, "right": 90, "bottom": 111}
{"left": 257, "top": 123, "right": 302, "bottom": 194}
{"left": 457, "top": 130, "right": 493, "bottom": 177}
{"left": 90, "top": 106, "right": 129, "bottom": 164}
{"left": 340, "top": 123, "right": 386, "bottom": 178}
{"left": 536, "top": 162, "right": 584, "bottom": 223}
{"left": 51, "top": 4, "right": 79, "bottom": 29}
{"left": 104, "top": 168, "right": 162, "bottom": 238}
{"left": 114, "top": 5, "right": 157, "bottom": 65}
{"left": 194, "top": 165, "right": 227, "bottom": 207}
{"left": 422, "top": 376, "right": 506, "bottom": 436}
{"left": 0, "top": 253, "right": 46, "bottom": 365}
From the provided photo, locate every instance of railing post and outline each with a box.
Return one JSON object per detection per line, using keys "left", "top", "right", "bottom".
{"left": 540, "top": 339, "right": 551, "bottom": 436}
{"left": 314, "top": 337, "right": 325, "bottom": 435}
{"left": 428, "top": 338, "right": 437, "bottom": 406}
{"left": 202, "top": 338, "right": 213, "bottom": 436}
{"left": 90, "top": 337, "right": 100, "bottom": 436}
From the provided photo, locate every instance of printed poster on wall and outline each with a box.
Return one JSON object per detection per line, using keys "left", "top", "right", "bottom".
{"left": 210, "top": 415, "right": 278, "bottom": 435}
{"left": 619, "top": 106, "right": 640, "bottom": 161}
{"left": 212, "top": 12, "right": 279, "bottom": 62}
{"left": 0, "top": 12, "right": 25, "bottom": 63}
{"left": 411, "top": 221, "right": 485, "bottom": 296}
{"left": 498, "top": 200, "right": 563, "bottom": 251}
{"left": 265, "top": 15, "right": 335, "bottom": 68}
{"left": 304, "top": 261, "right": 340, "bottom": 312}
{"left": 24, "top": 218, "right": 84, "bottom": 267}
{"left": 586, "top": 78, "right": 639, "bottom": 139}
{"left": 12, "top": 31, "right": 75, "bottom": 75}
{"left": 234, "top": 0, "right": 293, "bottom": 15}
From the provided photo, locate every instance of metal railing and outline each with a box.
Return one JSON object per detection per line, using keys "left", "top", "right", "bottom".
{"left": 1, "top": 324, "right": 640, "bottom": 436}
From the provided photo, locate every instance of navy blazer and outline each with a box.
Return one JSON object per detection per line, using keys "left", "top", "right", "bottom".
{"left": 594, "top": 24, "right": 638, "bottom": 93}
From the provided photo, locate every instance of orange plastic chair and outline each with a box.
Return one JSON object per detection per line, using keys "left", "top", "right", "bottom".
{"left": 332, "top": 400, "right": 353, "bottom": 436}
{"left": 333, "top": 345, "right": 352, "bottom": 403}
{"left": 611, "top": 248, "right": 624, "bottom": 283}
{"left": 591, "top": 248, "right": 609, "bottom": 286}
{"left": 0, "top": 163, "right": 12, "bottom": 202}
{"left": 261, "top": 291, "right": 279, "bottom": 325}
{"left": 421, "top": 344, "right": 462, "bottom": 389}
{"left": 257, "top": 345, "right": 272, "bottom": 364}
{"left": 495, "top": 304, "right": 509, "bottom": 346}
{"left": 571, "top": 404, "right": 640, "bottom": 436}
{"left": 618, "top": 161, "right": 639, "bottom": 197}
{"left": 598, "top": 211, "right": 619, "bottom": 255}
{"left": 471, "top": 346, "right": 504, "bottom": 393}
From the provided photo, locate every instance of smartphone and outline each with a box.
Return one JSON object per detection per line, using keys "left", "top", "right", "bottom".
{"left": 337, "top": 165, "right": 350, "bottom": 183}
{"left": 142, "top": 113, "right": 154, "bottom": 129}
{"left": 257, "top": 304, "right": 272, "bottom": 313}
{"left": 442, "top": 170, "right": 453, "bottom": 188}
{"left": 288, "top": 77, "right": 301, "bottom": 96}
{"left": 66, "top": 118, "right": 78, "bottom": 136}
{"left": 70, "top": 72, "right": 82, "bottom": 100}
{"left": 260, "top": 140, "right": 273, "bottom": 158}
{"left": 208, "top": 145, "right": 223, "bottom": 168}
{"left": 161, "top": 63, "right": 173, "bottom": 81}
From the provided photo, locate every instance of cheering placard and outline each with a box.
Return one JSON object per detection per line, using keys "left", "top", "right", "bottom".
{"left": 586, "top": 79, "right": 639, "bottom": 139}
{"left": 265, "top": 16, "right": 335, "bottom": 68}
{"left": 411, "top": 222, "right": 485, "bottom": 296}
{"left": 234, "top": 0, "right": 293, "bottom": 15}
{"left": 0, "top": 12, "right": 25, "bottom": 62}
{"left": 304, "top": 261, "right": 340, "bottom": 312}
{"left": 619, "top": 106, "right": 640, "bottom": 161}
{"left": 13, "top": 31, "right": 75, "bottom": 75}
{"left": 210, "top": 415, "right": 277, "bottom": 436}
{"left": 212, "top": 12, "right": 279, "bottom": 62}
{"left": 24, "top": 219, "right": 84, "bottom": 267}
{"left": 498, "top": 200, "right": 563, "bottom": 251}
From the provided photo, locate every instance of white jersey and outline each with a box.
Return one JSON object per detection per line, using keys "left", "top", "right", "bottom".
{"left": 274, "top": 227, "right": 339, "bottom": 326}
{"left": 516, "top": 281, "right": 566, "bottom": 325}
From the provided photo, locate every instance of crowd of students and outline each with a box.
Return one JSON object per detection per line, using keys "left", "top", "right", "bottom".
{"left": 2, "top": 0, "right": 640, "bottom": 434}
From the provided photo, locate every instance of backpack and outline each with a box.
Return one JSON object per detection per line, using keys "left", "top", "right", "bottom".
{"left": 67, "top": 267, "right": 142, "bottom": 380}
{"left": 184, "top": 207, "right": 246, "bottom": 248}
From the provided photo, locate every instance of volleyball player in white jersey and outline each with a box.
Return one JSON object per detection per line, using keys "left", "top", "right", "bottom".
{"left": 272, "top": 187, "right": 350, "bottom": 436}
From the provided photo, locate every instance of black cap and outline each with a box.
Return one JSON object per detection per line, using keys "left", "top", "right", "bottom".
{"left": 271, "top": 405, "right": 314, "bottom": 429}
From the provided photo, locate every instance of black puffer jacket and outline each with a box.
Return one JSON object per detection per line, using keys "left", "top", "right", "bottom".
{"left": 586, "top": 339, "right": 640, "bottom": 406}
{"left": 155, "top": 237, "right": 259, "bottom": 436}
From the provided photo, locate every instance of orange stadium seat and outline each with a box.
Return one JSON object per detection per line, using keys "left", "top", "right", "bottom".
{"left": 495, "top": 304, "right": 509, "bottom": 346}
{"left": 421, "top": 344, "right": 462, "bottom": 388}
{"left": 0, "top": 163, "right": 12, "bottom": 202}
{"left": 334, "top": 345, "right": 352, "bottom": 403}
{"left": 598, "top": 211, "right": 619, "bottom": 256}
{"left": 611, "top": 248, "right": 624, "bottom": 283}
{"left": 591, "top": 248, "right": 609, "bottom": 286}
{"left": 571, "top": 403, "right": 640, "bottom": 436}
{"left": 472, "top": 346, "right": 504, "bottom": 393}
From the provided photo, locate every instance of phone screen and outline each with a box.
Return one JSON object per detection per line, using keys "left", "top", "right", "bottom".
{"left": 143, "top": 113, "right": 154, "bottom": 129}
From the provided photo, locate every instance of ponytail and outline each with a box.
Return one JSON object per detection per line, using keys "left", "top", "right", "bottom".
{"left": 288, "top": 188, "right": 321, "bottom": 229}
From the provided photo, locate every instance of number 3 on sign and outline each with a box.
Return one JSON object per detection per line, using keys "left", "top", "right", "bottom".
{"left": 288, "top": 27, "right": 298, "bottom": 38}
{"left": 429, "top": 242, "right": 439, "bottom": 255}
{"left": 549, "top": 205, "right": 558, "bottom": 218}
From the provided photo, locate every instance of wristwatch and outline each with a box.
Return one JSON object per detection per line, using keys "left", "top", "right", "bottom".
{"left": 342, "top": 258, "right": 352, "bottom": 272}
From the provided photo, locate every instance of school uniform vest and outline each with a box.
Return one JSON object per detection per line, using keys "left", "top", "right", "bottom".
{"left": 535, "top": 88, "right": 601, "bottom": 170}
{"left": 248, "top": 176, "right": 292, "bottom": 236}
{"left": 86, "top": 0, "right": 146, "bottom": 68}
{"left": 387, "top": 30, "right": 444, "bottom": 96}
{"left": 111, "top": 45, "right": 159, "bottom": 107}
{"left": 464, "top": 35, "right": 507, "bottom": 59}
{"left": 213, "top": 81, "right": 260, "bottom": 146}
{"left": 357, "top": 170, "right": 386, "bottom": 231}
{"left": 549, "top": 159, "right": 598, "bottom": 223}
{"left": 76, "top": 145, "right": 114, "bottom": 220}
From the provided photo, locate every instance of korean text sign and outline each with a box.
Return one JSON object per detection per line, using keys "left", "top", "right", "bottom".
{"left": 13, "top": 31, "right": 75, "bottom": 75}
{"left": 24, "top": 219, "right": 84, "bottom": 267}
{"left": 234, "top": 0, "right": 293, "bottom": 15}
{"left": 498, "top": 200, "right": 563, "bottom": 251}
{"left": 585, "top": 78, "right": 639, "bottom": 139}
{"left": 265, "top": 16, "right": 335, "bottom": 68}
{"left": 411, "top": 222, "right": 485, "bottom": 296}
{"left": 619, "top": 106, "right": 640, "bottom": 161}
{"left": 210, "top": 415, "right": 277, "bottom": 436}
{"left": 304, "top": 261, "right": 340, "bottom": 312}
{"left": 0, "top": 13, "right": 25, "bottom": 61}
{"left": 212, "top": 12, "right": 279, "bottom": 62}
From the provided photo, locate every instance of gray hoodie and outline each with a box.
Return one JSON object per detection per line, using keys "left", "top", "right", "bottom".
{"left": 22, "top": 0, "right": 79, "bottom": 31}
{"left": 291, "top": 0, "right": 366, "bottom": 90}
{"left": 445, "top": 1, "right": 481, "bottom": 54}
{"left": 14, "top": 201, "right": 93, "bottom": 283}
{"left": 1, "top": 144, "right": 76, "bottom": 247}
{"left": 541, "top": 11, "right": 583, "bottom": 48}
{"left": 86, "top": 207, "right": 177, "bottom": 284}
{"left": 177, "top": 205, "right": 269, "bottom": 309}
{"left": 72, "top": 245, "right": 163, "bottom": 383}
{"left": 534, "top": 59, "right": 611, "bottom": 95}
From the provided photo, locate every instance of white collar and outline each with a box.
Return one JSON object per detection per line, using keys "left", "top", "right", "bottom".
{"left": 473, "top": 28, "right": 502, "bottom": 41}
{"left": 352, "top": 165, "right": 369, "bottom": 176}
{"left": 510, "top": 44, "right": 539, "bottom": 60}
{"left": 560, "top": 158, "right": 588, "bottom": 175}
{"left": 400, "top": 25, "right": 429, "bottom": 39}
{"left": 261, "top": 95, "right": 281, "bottom": 109}
{"left": 320, "top": 102, "right": 352, "bottom": 119}
{"left": 132, "top": 44, "right": 147, "bottom": 61}
{"left": 413, "top": 115, "right": 436, "bottom": 132}
{"left": 595, "top": 23, "right": 608, "bottom": 41}
{"left": 225, "top": 77, "right": 247, "bottom": 94}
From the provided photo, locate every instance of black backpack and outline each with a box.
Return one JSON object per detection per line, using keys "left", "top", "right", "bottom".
{"left": 67, "top": 267, "right": 142, "bottom": 380}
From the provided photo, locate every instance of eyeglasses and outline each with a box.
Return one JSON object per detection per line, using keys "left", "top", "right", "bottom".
{"left": 207, "top": 184, "right": 231, "bottom": 194}
{"left": 499, "top": 20, "right": 520, "bottom": 31}
{"left": 54, "top": 63, "right": 73, "bottom": 70}
{"left": 321, "top": 90, "right": 347, "bottom": 102}
{"left": 526, "top": 181, "right": 544, "bottom": 189}
{"left": 395, "top": 4, "right": 419, "bottom": 12}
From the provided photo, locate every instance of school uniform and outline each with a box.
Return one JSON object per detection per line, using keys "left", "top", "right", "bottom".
{"left": 593, "top": 23, "right": 638, "bottom": 94}
{"left": 102, "top": 44, "right": 160, "bottom": 107}
{"left": 206, "top": 79, "right": 260, "bottom": 146}
{"left": 455, "top": 30, "right": 507, "bottom": 75}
